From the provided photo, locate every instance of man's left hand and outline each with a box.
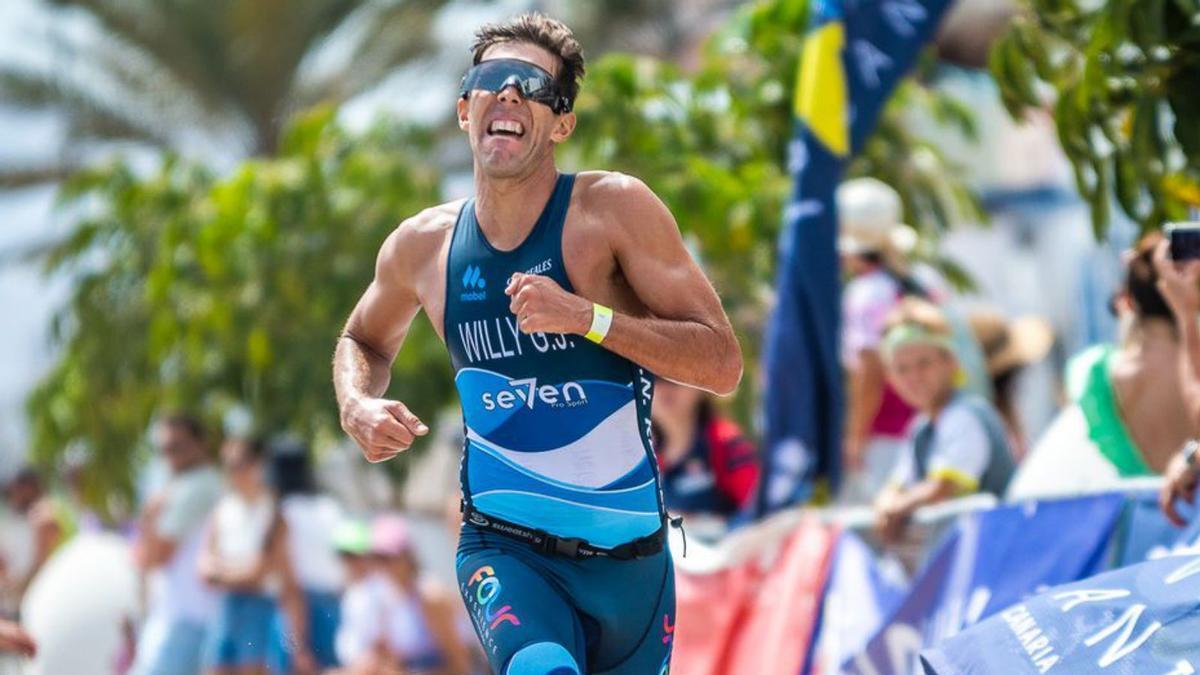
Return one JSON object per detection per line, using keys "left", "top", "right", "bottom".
{"left": 506, "top": 273, "right": 593, "bottom": 336}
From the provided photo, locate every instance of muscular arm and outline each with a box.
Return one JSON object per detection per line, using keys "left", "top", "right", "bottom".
{"left": 333, "top": 219, "right": 434, "bottom": 461}
{"left": 334, "top": 226, "right": 419, "bottom": 405}
{"left": 601, "top": 177, "right": 741, "bottom": 395}
{"left": 508, "top": 175, "right": 742, "bottom": 395}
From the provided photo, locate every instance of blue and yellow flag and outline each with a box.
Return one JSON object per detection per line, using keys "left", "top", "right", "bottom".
{"left": 757, "top": 0, "right": 954, "bottom": 512}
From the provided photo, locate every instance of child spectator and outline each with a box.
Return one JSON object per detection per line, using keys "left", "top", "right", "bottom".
{"left": 874, "top": 299, "right": 1016, "bottom": 544}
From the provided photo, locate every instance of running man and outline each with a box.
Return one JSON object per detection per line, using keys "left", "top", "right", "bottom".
{"left": 333, "top": 13, "right": 741, "bottom": 674}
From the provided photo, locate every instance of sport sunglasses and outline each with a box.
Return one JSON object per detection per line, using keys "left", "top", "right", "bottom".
{"left": 459, "top": 58, "right": 573, "bottom": 114}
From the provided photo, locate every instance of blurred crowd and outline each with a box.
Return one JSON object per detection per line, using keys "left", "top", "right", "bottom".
{"left": 3, "top": 176, "right": 1200, "bottom": 674}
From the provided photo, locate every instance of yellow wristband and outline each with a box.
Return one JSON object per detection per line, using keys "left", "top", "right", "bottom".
{"left": 585, "top": 303, "right": 613, "bottom": 344}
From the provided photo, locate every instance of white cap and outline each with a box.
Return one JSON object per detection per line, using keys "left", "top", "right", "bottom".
{"left": 836, "top": 177, "right": 917, "bottom": 257}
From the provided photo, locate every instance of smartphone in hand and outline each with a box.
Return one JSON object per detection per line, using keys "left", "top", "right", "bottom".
{"left": 1166, "top": 222, "right": 1200, "bottom": 261}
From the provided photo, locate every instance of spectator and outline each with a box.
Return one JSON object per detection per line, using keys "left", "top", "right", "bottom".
{"left": 1152, "top": 236, "right": 1200, "bottom": 526}
{"left": 651, "top": 380, "right": 759, "bottom": 522}
{"left": 266, "top": 439, "right": 344, "bottom": 673}
{"left": 874, "top": 299, "right": 1015, "bottom": 545}
{"left": 337, "top": 516, "right": 471, "bottom": 674}
{"left": 199, "top": 437, "right": 312, "bottom": 675}
{"left": 129, "top": 413, "right": 222, "bottom": 675}
{"left": 0, "top": 467, "right": 65, "bottom": 610}
{"left": 332, "top": 519, "right": 375, "bottom": 670}
{"left": 967, "top": 309, "right": 1055, "bottom": 459}
{"left": 1011, "top": 234, "right": 1193, "bottom": 499}
{"left": 839, "top": 178, "right": 936, "bottom": 504}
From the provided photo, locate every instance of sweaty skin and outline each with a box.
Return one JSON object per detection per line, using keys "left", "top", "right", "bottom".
{"left": 333, "top": 41, "right": 742, "bottom": 464}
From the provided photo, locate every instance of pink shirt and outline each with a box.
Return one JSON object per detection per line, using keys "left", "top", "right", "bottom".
{"left": 842, "top": 268, "right": 915, "bottom": 438}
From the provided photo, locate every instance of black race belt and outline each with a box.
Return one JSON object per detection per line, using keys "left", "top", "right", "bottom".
{"left": 460, "top": 501, "right": 668, "bottom": 561}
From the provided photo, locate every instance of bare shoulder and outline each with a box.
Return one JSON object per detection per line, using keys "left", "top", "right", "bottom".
{"left": 574, "top": 170, "right": 664, "bottom": 218}
{"left": 573, "top": 170, "right": 677, "bottom": 246}
{"left": 377, "top": 199, "right": 465, "bottom": 279}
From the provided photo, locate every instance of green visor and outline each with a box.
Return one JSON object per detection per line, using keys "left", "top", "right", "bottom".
{"left": 459, "top": 58, "right": 572, "bottom": 113}
{"left": 332, "top": 519, "right": 371, "bottom": 555}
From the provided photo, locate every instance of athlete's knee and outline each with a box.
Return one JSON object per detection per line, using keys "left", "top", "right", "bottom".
{"left": 505, "top": 641, "right": 581, "bottom": 675}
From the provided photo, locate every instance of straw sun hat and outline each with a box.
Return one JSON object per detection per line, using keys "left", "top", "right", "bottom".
{"left": 835, "top": 177, "right": 919, "bottom": 259}
{"left": 967, "top": 309, "right": 1055, "bottom": 376}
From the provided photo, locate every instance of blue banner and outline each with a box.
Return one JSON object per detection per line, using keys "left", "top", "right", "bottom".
{"left": 1109, "top": 490, "right": 1190, "bottom": 566}
{"left": 757, "top": 0, "right": 956, "bottom": 511}
{"left": 808, "top": 531, "right": 910, "bottom": 673}
{"left": 845, "top": 494, "right": 1127, "bottom": 674}
{"left": 922, "top": 552, "right": 1200, "bottom": 674}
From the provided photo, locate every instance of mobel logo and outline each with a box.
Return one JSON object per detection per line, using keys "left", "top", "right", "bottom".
{"left": 461, "top": 265, "right": 487, "bottom": 301}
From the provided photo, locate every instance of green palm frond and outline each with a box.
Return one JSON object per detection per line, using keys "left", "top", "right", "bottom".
{"left": 6, "top": 0, "right": 453, "bottom": 159}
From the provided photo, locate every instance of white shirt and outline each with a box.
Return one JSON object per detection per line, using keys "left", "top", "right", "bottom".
{"left": 148, "top": 465, "right": 221, "bottom": 622}
{"left": 1006, "top": 405, "right": 1121, "bottom": 500}
{"left": 890, "top": 401, "right": 992, "bottom": 490}
{"left": 281, "top": 494, "right": 345, "bottom": 592}
{"left": 212, "top": 491, "right": 275, "bottom": 571}
{"left": 336, "top": 574, "right": 440, "bottom": 665}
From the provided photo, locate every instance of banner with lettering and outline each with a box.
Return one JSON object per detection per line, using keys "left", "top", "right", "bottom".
{"left": 844, "top": 494, "right": 1127, "bottom": 674}
{"left": 921, "top": 553, "right": 1200, "bottom": 674}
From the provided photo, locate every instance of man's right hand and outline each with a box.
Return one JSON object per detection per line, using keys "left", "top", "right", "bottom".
{"left": 341, "top": 397, "right": 429, "bottom": 463}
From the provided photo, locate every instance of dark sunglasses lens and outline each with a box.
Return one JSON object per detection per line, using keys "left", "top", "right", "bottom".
{"left": 461, "top": 60, "right": 560, "bottom": 107}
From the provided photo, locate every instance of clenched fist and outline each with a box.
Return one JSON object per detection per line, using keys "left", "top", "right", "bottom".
{"left": 340, "top": 397, "right": 428, "bottom": 463}
{"left": 506, "top": 272, "right": 593, "bottom": 336}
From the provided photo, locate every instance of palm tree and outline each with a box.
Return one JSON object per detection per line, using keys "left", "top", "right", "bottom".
{"left": 0, "top": 0, "right": 449, "bottom": 186}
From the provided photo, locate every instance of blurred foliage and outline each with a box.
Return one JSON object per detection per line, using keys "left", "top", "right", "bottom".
{"left": 991, "top": 0, "right": 1200, "bottom": 237}
{"left": 566, "top": 0, "right": 981, "bottom": 421}
{"left": 27, "top": 107, "right": 447, "bottom": 506}
{"left": 27, "top": 0, "right": 981, "bottom": 503}
{"left": 0, "top": 0, "right": 448, "bottom": 180}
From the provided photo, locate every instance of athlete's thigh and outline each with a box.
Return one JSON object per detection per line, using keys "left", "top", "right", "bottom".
{"left": 457, "top": 546, "right": 586, "bottom": 674}
{"left": 593, "top": 556, "right": 676, "bottom": 675}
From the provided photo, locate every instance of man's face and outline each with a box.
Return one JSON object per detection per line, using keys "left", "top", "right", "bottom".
{"left": 156, "top": 424, "right": 202, "bottom": 472}
{"left": 457, "top": 41, "right": 576, "bottom": 178}
{"left": 886, "top": 342, "right": 957, "bottom": 411}
{"left": 220, "top": 441, "right": 263, "bottom": 493}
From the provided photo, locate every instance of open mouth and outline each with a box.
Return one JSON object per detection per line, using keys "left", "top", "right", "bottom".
{"left": 487, "top": 119, "right": 525, "bottom": 138}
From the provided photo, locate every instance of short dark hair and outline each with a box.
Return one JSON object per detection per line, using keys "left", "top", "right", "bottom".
{"left": 8, "top": 466, "right": 42, "bottom": 492}
{"left": 1125, "top": 233, "right": 1173, "bottom": 323}
{"left": 161, "top": 412, "right": 207, "bottom": 443}
{"left": 470, "top": 13, "right": 585, "bottom": 109}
